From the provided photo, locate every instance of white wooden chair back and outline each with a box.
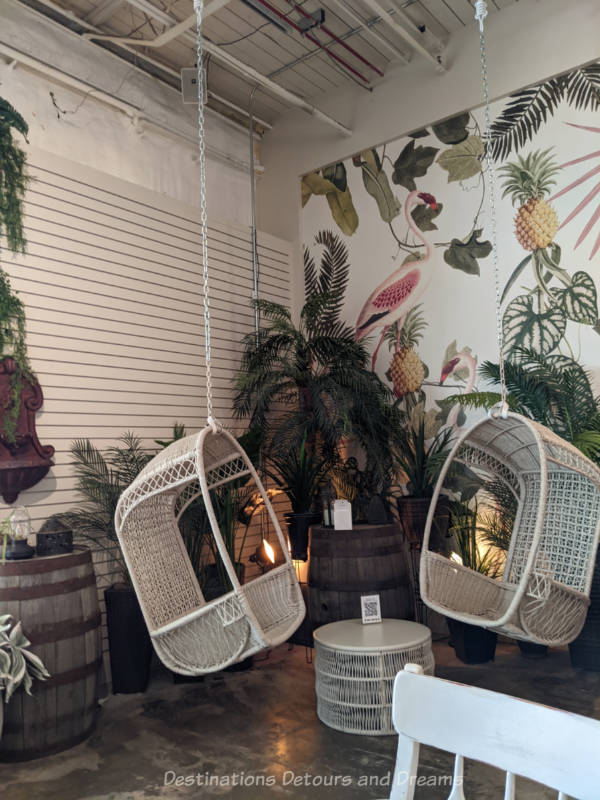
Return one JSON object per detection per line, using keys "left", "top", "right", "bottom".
{"left": 390, "top": 664, "right": 600, "bottom": 800}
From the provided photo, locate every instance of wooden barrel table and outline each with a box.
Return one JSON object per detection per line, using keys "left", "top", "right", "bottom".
{"left": 0, "top": 546, "right": 102, "bottom": 761}
{"left": 308, "top": 524, "right": 412, "bottom": 630}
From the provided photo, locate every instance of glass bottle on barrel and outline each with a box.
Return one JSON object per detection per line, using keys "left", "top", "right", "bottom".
{"left": 320, "top": 482, "right": 334, "bottom": 529}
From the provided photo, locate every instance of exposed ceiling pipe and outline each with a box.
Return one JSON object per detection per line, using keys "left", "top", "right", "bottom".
{"left": 324, "top": 0, "right": 409, "bottom": 63}
{"left": 73, "top": 4, "right": 351, "bottom": 133}
{"left": 82, "top": 13, "right": 197, "bottom": 48}
{"left": 20, "top": 0, "right": 273, "bottom": 131}
{"left": 207, "top": 91, "right": 271, "bottom": 130}
{"left": 284, "top": 0, "right": 384, "bottom": 77}
{"left": 388, "top": 0, "right": 447, "bottom": 52}
{"left": 0, "top": 41, "right": 263, "bottom": 169}
{"left": 357, "top": 0, "right": 445, "bottom": 71}
{"left": 86, "top": 0, "right": 123, "bottom": 26}
{"left": 90, "top": 0, "right": 351, "bottom": 133}
{"left": 246, "top": 0, "right": 371, "bottom": 85}
{"left": 200, "top": 38, "right": 352, "bottom": 135}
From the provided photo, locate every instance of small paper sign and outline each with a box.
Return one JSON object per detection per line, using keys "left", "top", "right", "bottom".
{"left": 361, "top": 594, "right": 382, "bottom": 625}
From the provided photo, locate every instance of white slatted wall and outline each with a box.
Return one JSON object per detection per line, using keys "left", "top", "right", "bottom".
{"left": 0, "top": 148, "right": 292, "bottom": 675}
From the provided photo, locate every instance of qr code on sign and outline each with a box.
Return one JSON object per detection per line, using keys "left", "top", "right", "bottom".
{"left": 361, "top": 594, "right": 382, "bottom": 624}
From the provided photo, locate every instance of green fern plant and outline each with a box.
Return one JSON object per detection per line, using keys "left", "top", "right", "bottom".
{"left": 0, "top": 270, "right": 33, "bottom": 444}
{"left": 0, "top": 97, "right": 30, "bottom": 254}
{"left": 0, "top": 98, "right": 33, "bottom": 444}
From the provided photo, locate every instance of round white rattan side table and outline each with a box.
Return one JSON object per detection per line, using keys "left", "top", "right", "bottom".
{"left": 313, "top": 619, "right": 434, "bottom": 735}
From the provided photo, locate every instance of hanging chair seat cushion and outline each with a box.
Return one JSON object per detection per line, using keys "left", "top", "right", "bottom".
{"left": 241, "top": 563, "right": 304, "bottom": 638}
{"left": 423, "top": 551, "right": 590, "bottom": 644}
{"left": 152, "top": 594, "right": 251, "bottom": 675}
{"left": 422, "top": 551, "right": 516, "bottom": 621}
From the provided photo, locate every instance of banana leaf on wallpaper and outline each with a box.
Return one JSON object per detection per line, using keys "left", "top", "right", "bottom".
{"left": 301, "top": 60, "right": 600, "bottom": 437}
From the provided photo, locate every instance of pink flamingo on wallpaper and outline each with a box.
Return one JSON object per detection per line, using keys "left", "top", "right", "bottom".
{"left": 440, "top": 348, "right": 478, "bottom": 429}
{"left": 355, "top": 191, "right": 439, "bottom": 371}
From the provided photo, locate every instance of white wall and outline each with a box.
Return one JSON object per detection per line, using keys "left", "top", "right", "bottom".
{"left": 258, "top": 0, "right": 600, "bottom": 313}
{"left": 0, "top": 147, "right": 292, "bottom": 678}
{"left": 0, "top": 0, "right": 254, "bottom": 227}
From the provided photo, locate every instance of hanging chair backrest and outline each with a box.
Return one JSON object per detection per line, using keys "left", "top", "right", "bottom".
{"left": 445, "top": 414, "right": 600, "bottom": 595}
{"left": 115, "top": 427, "right": 256, "bottom": 635}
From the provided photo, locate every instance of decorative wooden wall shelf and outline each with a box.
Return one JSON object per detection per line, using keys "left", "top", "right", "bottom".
{"left": 0, "top": 357, "right": 54, "bottom": 504}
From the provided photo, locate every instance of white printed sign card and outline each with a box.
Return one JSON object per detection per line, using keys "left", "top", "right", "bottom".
{"left": 333, "top": 499, "right": 352, "bottom": 530}
{"left": 361, "top": 594, "right": 382, "bottom": 624}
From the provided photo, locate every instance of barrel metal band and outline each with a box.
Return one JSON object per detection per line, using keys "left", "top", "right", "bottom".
{"left": 0, "top": 572, "right": 96, "bottom": 600}
{"left": 26, "top": 613, "right": 102, "bottom": 645}
{"left": 0, "top": 547, "right": 90, "bottom": 575}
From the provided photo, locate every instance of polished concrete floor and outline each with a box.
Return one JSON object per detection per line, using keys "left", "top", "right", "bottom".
{"left": 2, "top": 638, "right": 600, "bottom": 800}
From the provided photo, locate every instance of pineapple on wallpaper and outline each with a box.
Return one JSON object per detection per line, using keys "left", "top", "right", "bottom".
{"left": 301, "top": 61, "right": 600, "bottom": 429}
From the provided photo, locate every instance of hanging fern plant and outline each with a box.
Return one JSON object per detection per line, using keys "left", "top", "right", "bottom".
{"left": 489, "top": 62, "right": 600, "bottom": 161}
{"left": 0, "top": 98, "right": 30, "bottom": 254}
{"left": 0, "top": 269, "right": 32, "bottom": 443}
{"left": 0, "top": 97, "right": 33, "bottom": 444}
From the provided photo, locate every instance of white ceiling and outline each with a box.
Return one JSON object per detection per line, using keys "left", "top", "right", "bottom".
{"left": 18, "top": 0, "right": 520, "bottom": 130}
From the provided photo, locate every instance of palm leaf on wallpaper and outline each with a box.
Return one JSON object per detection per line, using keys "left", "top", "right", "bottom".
{"left": 551, "top": 123, "right": 600, "bottom": 260}
{"left": 489, "top": 63, "right": 600, "bottom": 161}
{"left": 304, "top": 229, "right": 350, "bottom": 327}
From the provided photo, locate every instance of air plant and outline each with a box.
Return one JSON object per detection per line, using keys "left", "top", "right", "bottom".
{"left": 0, "top": 615, "right": 49, "bottom": 704}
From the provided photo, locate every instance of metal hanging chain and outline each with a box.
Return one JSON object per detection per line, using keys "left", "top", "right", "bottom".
{"left": 193, "top": 0, "right": 215, "bottom": 426}
{"left": 474, "top": 0, "right": 508, "bottom": 417}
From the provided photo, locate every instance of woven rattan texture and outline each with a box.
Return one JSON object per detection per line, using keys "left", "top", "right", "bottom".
{"left": 314, "top": 630, "right": 434, "bottom": 735}
{"left": 115, "top": 428, "right": 305, "bottom": 674}
{"left": 421, "top": 414, "right": 600, "bottom": 646}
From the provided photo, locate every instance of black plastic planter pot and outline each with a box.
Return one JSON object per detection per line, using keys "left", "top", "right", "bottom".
{"left": 397, "top": 495, "right": 450, "bottom": 552}
{"left": 569, "top": 549, "right": 600, "bottom": 671}
{"left": 518, "top": 640, "right": 548, "bottom": 659}
{"left": 284, "top": 512, "right": 321, "bottom": 562}
{"left": 446, "top": 618, "right": 497, "bottom": 664}
{"left": 104, "top": 586, "right": 153, "bottom": 694}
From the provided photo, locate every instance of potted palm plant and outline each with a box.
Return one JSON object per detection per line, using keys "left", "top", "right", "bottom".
{"left": 394, "top": 402, "right": 454, "bottom": 548}
{"left": 62, "top": 433, "right": 154, "bottom": 694}
{"left": 266, "top": 432, "right": 329, "bottom": 561}
{"left": 445, "top": 500, "right": 503, "bottom": 664}
{"left": 0, "top": 614, "right": 49, "bottom": 740}
{"left": 234, "top": 230, "right": 396, "bottom": 475}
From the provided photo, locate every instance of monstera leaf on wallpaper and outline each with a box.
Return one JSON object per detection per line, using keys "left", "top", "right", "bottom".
{"left": 301, "top": 167, "right": 359, "bottom": 236}
{"left": 392, "top": 140, "right": 439, "bottom": 191}
{"left": 431, "top": 112, "right": 470, "bottom": 145}
{"left": 503, "top": 295, "right": 567, "bottom": 357}
{"left": 353, "top": 149, "right": 401, "bottom": 223}
{"left": 551, "top": 271, "right": 598, "bottom": 325}
{"left": 437, "top": 136, "right": 484, "bottom": 183}
{"left": 443, "top": 229, "right": 492, "bottom": 275}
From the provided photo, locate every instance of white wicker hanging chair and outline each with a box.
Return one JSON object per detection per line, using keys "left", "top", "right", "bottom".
{"left": 420, "top": 413, "right": 600, "bottom": 646}
{"left": 113, "top": 0, "right": 305, "bottom": 675}
{"left": 115, "top": 425, "right": 305, "bottom": 674}
{"left": 419, "top": 0, "right": 600, "bottom": 647}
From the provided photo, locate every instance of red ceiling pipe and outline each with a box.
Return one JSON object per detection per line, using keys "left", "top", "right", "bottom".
{"left": 250, "top": 0, "right": 371, "bottom": 85}
{"left": 289, "top": 1, "right": 384, "bottom": 77}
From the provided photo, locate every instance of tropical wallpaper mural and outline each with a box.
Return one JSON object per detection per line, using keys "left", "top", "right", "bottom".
{"left": 301, "top": 60, "right": 600, "bottom": 440}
